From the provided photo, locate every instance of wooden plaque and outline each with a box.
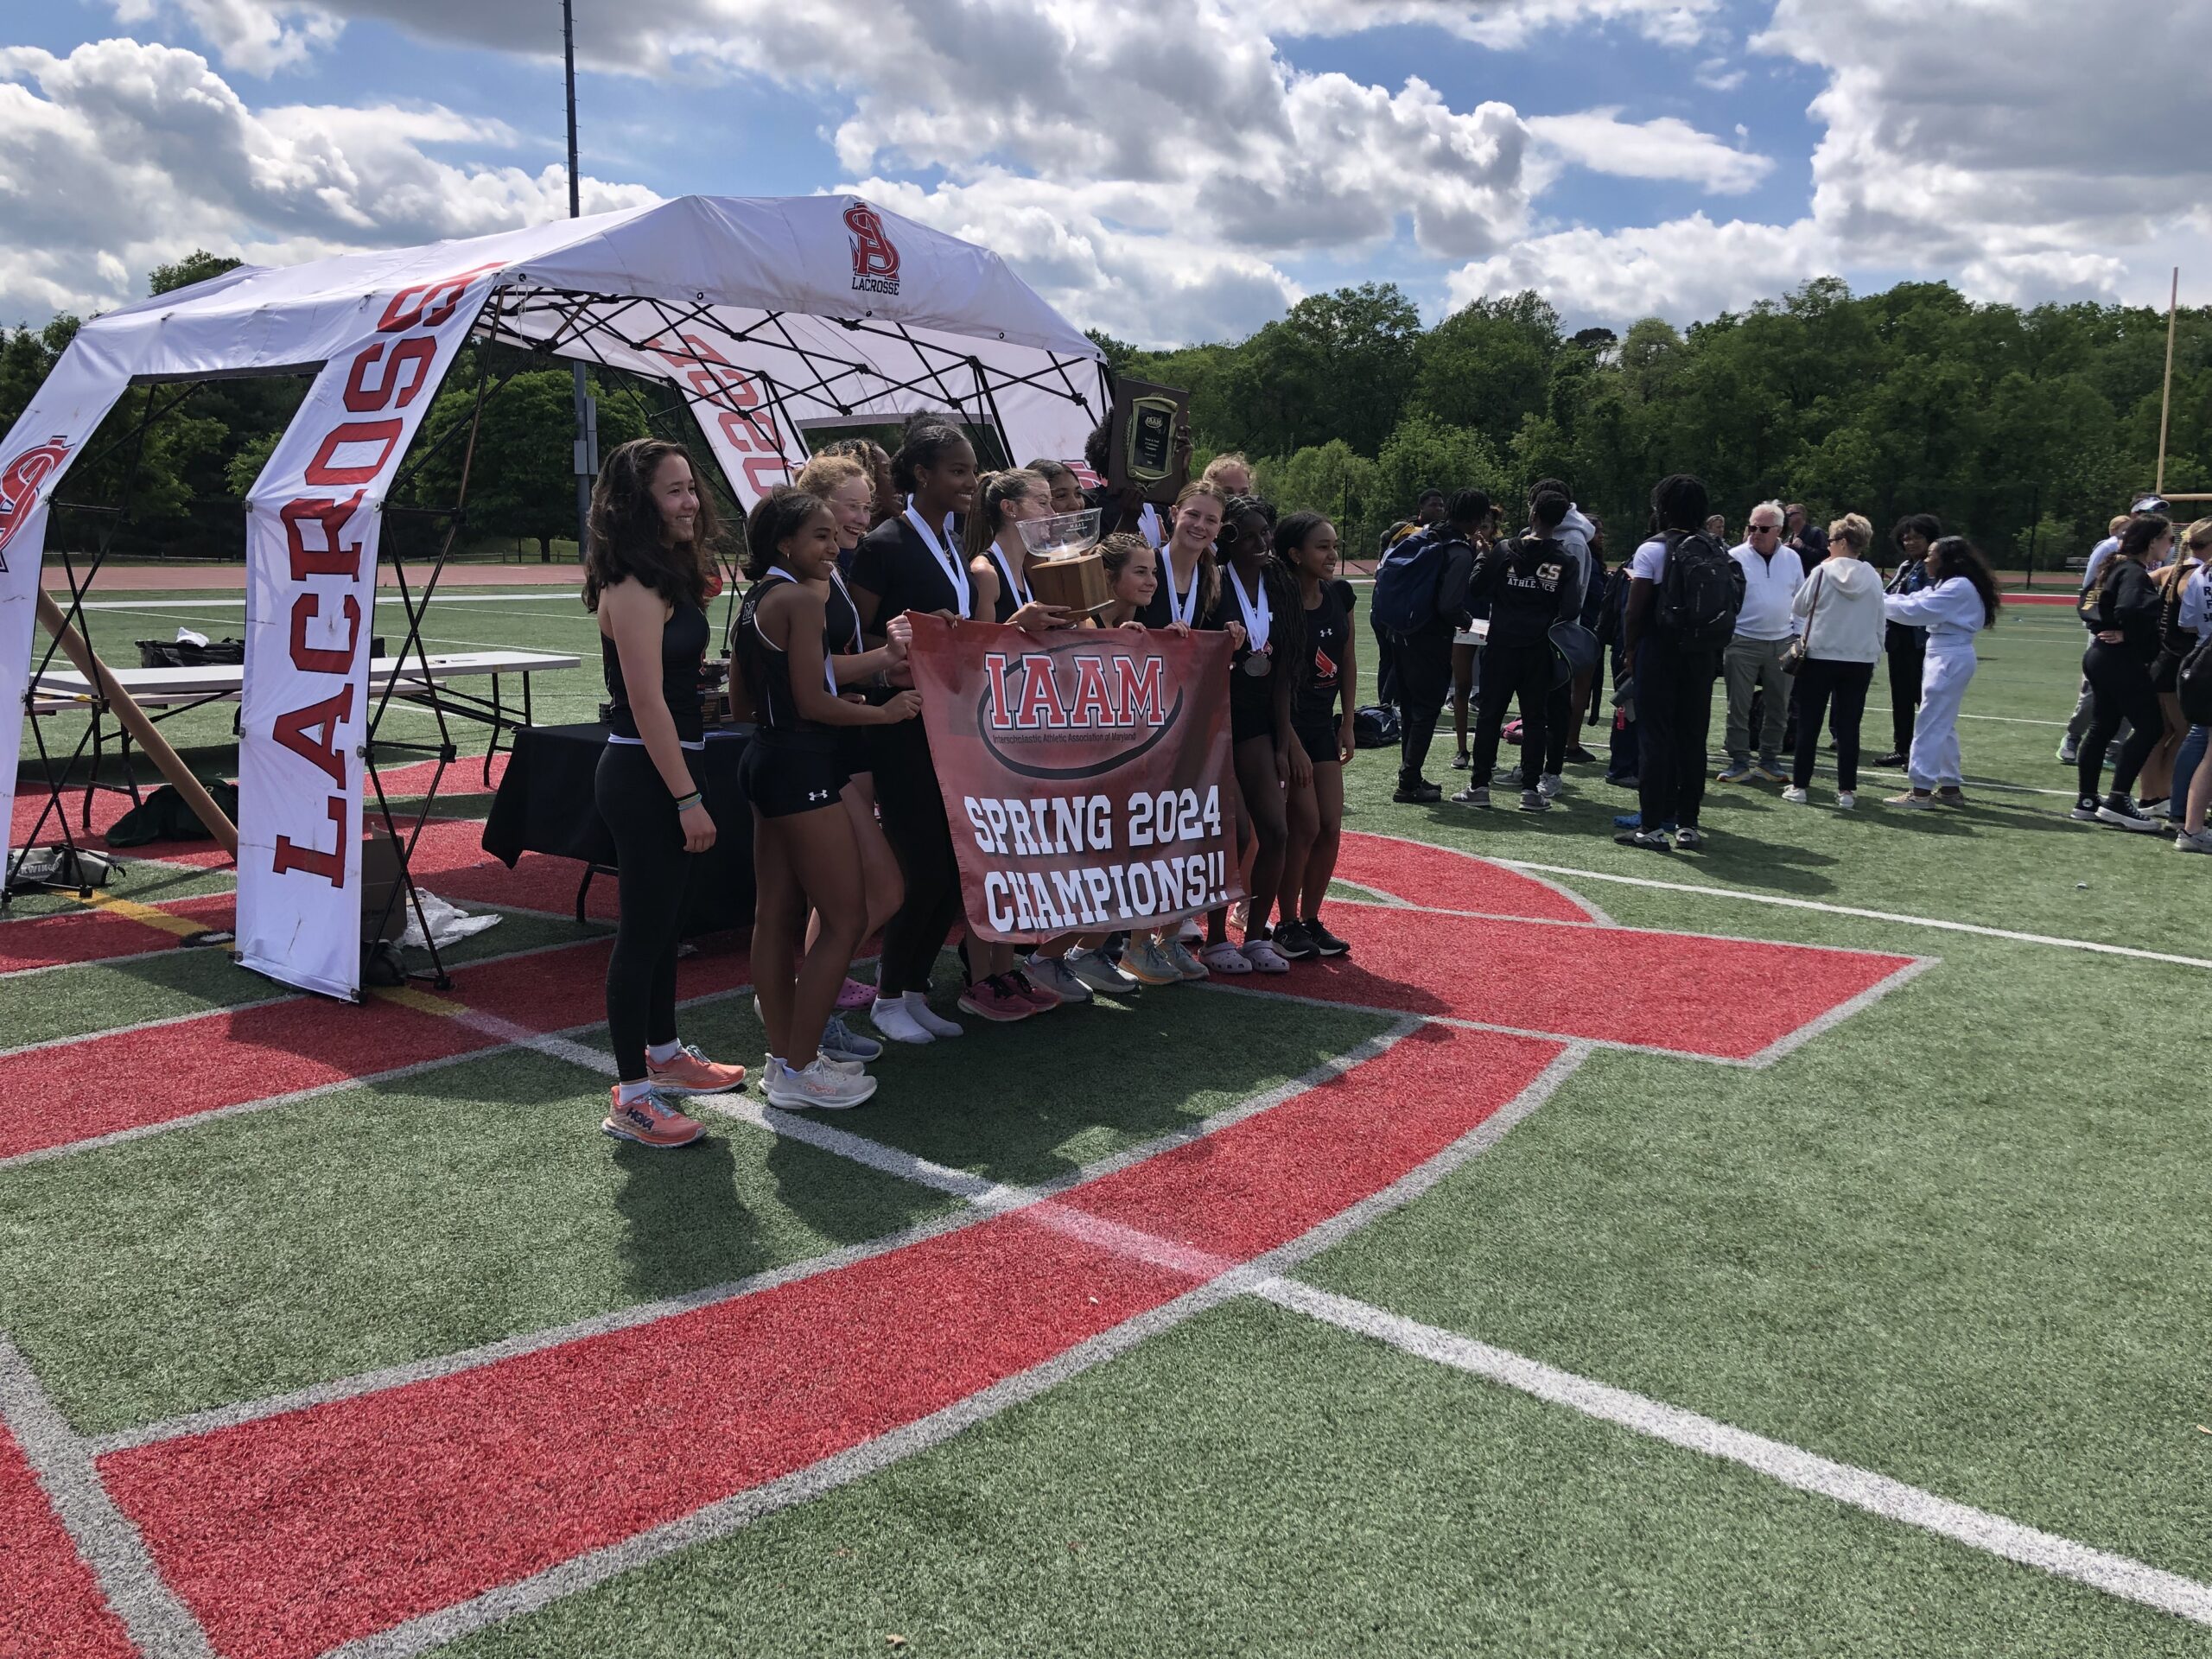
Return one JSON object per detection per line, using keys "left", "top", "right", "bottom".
{"left": 1029, "top": 553, "right": 1113, "bottom": 618}
{"left": 1107, "top": 377, "right": 1190, "bottom": 505}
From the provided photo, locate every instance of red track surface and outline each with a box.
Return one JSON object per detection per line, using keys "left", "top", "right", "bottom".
{"left": 0, "top": 1421, "right": 137, "bottom": 1659}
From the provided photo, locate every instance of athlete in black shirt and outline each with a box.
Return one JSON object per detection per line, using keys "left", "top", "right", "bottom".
{"left": 1274, "top": 512, "right": 1357, "bottom": 959}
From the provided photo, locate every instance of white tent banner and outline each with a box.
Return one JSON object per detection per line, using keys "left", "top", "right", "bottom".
{"left": 0, "top": 194, "right": 1106, "bottom": 1000}
{"left": 235, "top": 267, "right": 498, "bottom": 997}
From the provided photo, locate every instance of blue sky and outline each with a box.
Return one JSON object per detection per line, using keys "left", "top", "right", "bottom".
{"left": 1, "top": 0, "right": 2199, "bottom": 343}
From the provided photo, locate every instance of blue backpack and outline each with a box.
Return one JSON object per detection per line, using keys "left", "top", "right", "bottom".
{"left": 1371, "top": 528, "right": 1458, "bottom": 635}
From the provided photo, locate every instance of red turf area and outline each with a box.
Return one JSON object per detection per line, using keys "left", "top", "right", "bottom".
{"left": 0, "top": 1421, "right": 137, "bottom": 1659}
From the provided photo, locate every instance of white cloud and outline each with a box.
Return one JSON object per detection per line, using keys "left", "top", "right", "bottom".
{"left": 107, "top": 0, "right": 340, "bottom": 75}
{"left": 1447, "top": 213, "right": 1833, "bottom": 326}
{"left": 1696, "top": 57, "right": 1745, "bottom": 92}
{"left": 0, "top": 39, "right": 657, "bottom": 323}
{"left": 1247, "top": 0, "right": 1718, "bottom": 49}
{"left": 1526, "top": 107, "right": 1770, "bottom": 194}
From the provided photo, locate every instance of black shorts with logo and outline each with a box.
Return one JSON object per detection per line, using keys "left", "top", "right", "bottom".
{"left": 739, "top": 728, "right": 850, "bottom": 819}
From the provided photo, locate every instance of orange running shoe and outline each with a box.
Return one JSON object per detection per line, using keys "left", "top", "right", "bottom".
{"left": 645, "top": 1043, "right": 747, "bottom": 1096}
{"left": 601, "top": 1086, "right": 706, "bottom": 1148}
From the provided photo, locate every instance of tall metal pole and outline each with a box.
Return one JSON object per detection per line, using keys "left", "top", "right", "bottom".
{"left": 564, "top": 0, "right": 591, "bottom": 563}
{"left": 2156, "top": 266, "right": 2179, "bottom": 497}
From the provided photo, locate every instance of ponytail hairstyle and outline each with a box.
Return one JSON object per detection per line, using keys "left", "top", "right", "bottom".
{"left": 1927, "top": 535, "right": 2001, "bottom": 627}
{"left": 1827, "top": 513, "right": 1873, "bottom": 556}
{"left": 582, "top": 437, "right": 718, "bottom": 612}
{"left": 792, "top": 453, "right": 867, "bottom": 498}
{"left": 1170, "top": 479, "right": 1229, "bottom": 617}
{"left": 890, "top": 423, "right": 971, "bottom": 498}
{"left": 1098, "top": 531, "right": 1152, "bottom": 584}
{"left": 2089, "top": 512, "right": 2171, "bottom": 607}
{"left": 962, "top": 468, "right": 1047, "bottom": 561}
{"left": 1273, "top": 511, "right": 1332, "bottom": 565}
{"left": 742, "top": 487, "right": 829, "bottom": 582}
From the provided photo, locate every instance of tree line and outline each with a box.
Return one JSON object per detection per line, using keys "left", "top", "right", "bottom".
{"left": 6, "top": 252, "right": 2207, "bottom": 569}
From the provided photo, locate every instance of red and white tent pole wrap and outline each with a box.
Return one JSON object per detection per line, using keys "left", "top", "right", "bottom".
{"left": 0, "top": 195, "right": 1107, "bottom": 1000}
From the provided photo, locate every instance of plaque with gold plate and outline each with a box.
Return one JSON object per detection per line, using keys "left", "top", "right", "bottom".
{"left": 1019, "top": 507, "right": 1110, "bottom": 620}
{"left": 1106, "top": 377, "right": 1190, "bottom": 505}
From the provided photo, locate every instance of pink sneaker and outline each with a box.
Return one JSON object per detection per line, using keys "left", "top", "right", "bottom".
{"left": 1004, "top": 969, "right": 1061, "bottom": 1011}
{"left": 957, "top": 974, "right": 1033, "bottom": 1022}
{"left": 645, "top": 1043, "right": 747, "bottom": 1096}
{"left": 834, "top": 976, "right": 874, "bottom": 1011}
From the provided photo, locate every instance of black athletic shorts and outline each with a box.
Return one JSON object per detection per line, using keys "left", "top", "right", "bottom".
{"left": 1230, "top": 699, "right": 1278, "bottom": 745}
{"left": 740, "top": 729, "right": 850, "bottom": 819}
{"left": 1294, "top": 714, "right": 1342, "bottom": 766}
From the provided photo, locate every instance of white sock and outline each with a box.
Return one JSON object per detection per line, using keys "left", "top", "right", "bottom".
{"left": 616, "top": 1077, "right": 655, "bottom": 1104}
{"left": 904, "top": 990, "right": 964, "bottom": 1037}
{"left": 871, "top": 996, "right": 934, "bottom": 1046}
{"left": 646, "top": 1039, "right": 683, "bottom": 1065}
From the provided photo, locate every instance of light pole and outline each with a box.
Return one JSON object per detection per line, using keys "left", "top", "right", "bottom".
{"left": 563, "top": 0, "right": 594, "bottom": 563}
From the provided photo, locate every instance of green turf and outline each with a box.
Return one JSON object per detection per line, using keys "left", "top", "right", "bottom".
{"left": 442, "top": 1298, "right": 2208, "bottom": 1659}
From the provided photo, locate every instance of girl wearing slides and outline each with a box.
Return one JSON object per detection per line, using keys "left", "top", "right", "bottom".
{"left": 735, "top": 488, "right": 922, "bottom": 1109}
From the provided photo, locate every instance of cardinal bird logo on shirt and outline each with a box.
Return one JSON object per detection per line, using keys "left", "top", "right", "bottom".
{"left": 0, "top": 435, "right": 71, "bottom": 575}
{"left": 845, "top": 202, "right": 901, "bottom": 298}
{"left": 1313, "top": 644, "right": 1339, "bottom": 688}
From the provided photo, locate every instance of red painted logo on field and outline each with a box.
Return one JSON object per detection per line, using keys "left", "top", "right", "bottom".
{"left": 845, "top": 201, "right": 900, "bottom": 298}
{"left": 0, "top": 435, "right": 71, "bottom": 572}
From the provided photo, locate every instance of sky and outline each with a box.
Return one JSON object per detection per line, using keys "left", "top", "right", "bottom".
{"left": 2, "top": 0, "right": 2207, "bottom": 347}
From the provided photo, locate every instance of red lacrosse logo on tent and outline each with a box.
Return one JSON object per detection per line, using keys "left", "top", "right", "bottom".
{"left": 845, "top": 201, "right": 900, "bottom": 297}
{"left": 0, "top": 435, "right": 70, "bottom": 573}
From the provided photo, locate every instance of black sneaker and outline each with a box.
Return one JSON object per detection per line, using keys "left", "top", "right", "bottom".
{"left": 2069, "top": 796, "right": 2101, "bottom": 822}
{"left": 1269, "top": 919, "right": 1319, "bottom": 960}
{"left": 1449, "top": 751, "right": 1471, "bottom": 769}
{"left": 1301, "top": 918, "right": 1351, "bottom": 957}
{"left": 1565, "top": 745, "right": 1598, "bottom": 765}
{"left": 1870, "top": 751, "right": 1906, "bottom": 768}
{"left": 2095, "top": 793, "right": 2160, "bottom": 833}
{"left": 1393, "top": 779, "right": 1444, "bottom": 804}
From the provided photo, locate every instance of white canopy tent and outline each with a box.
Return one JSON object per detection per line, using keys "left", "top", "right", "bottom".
{"left": 0, "top": 194, "right": 1108, "bottom": 998}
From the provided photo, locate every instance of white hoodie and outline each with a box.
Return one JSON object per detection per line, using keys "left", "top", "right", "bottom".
{"left": 1792, "top": 556, "right": 1886, "bottom": 664}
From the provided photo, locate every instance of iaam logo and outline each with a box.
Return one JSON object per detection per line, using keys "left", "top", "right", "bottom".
{"left": 845, "top": 200, "right": 900, "bottom": 298}
{"left": 982, "top": 650, "right": 1167, "bottom": 733}
{"left": 0, "top": 435, "right": 73, "bottom": 574}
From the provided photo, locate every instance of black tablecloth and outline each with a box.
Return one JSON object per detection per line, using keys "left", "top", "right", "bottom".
{"left": 480, "top": 721, "right": 755, "bottom": 934}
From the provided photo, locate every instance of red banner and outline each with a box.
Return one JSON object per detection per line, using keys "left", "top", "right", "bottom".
{"left": 904, "top": 613, "right": 1243, "bottom": 942}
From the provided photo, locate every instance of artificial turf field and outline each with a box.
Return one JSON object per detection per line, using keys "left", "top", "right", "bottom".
{"left": 4, "top": 579, "right": 2209, "bottom": 1658}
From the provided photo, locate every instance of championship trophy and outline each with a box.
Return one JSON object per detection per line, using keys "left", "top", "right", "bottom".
{"left": 1107, "top": 378, "right": 1191, "bottom": 505}
{"left": 1020, "top": 507, "right": 1111, "bottom": 619}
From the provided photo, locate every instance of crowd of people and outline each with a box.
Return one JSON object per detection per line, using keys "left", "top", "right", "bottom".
{"left": 575, "top": 420, "right": 2212, "bottom": 1148}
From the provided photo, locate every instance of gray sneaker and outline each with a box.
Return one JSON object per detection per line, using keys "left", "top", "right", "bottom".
{"left": 1164, "top": 938, "right": 1210, "bottom": 981}
{"left": 820, "top": 1014, "right": 882, "bottom": 1064}
{"left": 1519, "top": 788, "right": 1549, "bottom": 812}
{"left": 1065, "top": 948, "right": 1138, "bottom": 994}
{"left": 1451, "top": 784, "right": 1491, "bottom": 808}
{"left": 1121, "top": 934, "right": 1184, "bottom": 986}
{"left": 1024, "top": 953, "right": 1093, "bottom": 1003}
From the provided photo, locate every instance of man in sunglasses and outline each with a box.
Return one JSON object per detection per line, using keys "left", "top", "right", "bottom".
{"left": 1717, "top": 501, "right": 1805, "bottom": 785}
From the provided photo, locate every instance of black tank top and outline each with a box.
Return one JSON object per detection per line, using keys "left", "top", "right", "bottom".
{"left": 825, "top": 569, "right": 864, "bottom": 657}
{"left": 601, "top": 597, "right": 707, "bottom": 743}
{"left": 735, "top": 573, "right": 834, "bottom": 736}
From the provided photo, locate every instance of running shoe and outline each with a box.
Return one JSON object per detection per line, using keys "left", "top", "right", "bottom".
{"left": 1751, "top": 761, "right": 1788, "bottom": 783}
{"left": 819, "top": 1015, "right": 883, "bottom": 1064}
{"left": 1835, "top": 791, "right": 1857, "bottom": 811}
{"left": 1269, "top": 920, "right": 1319, "bottom": 960}
{"left": 765, "top": 1058, "right": 876, "bottom": 1110}
{"left": 1886, "top": 791, "right": 1936, "bottom": 809}
{"left": 601, "top": 1086, "right": 707, "bottom": 1147}
{"left": 645, "top": 1043, "right": 747, "bottom": 1096}
{"left": 2056, "top": 741, "right": 2080, "bottom": 765}
{"left": 1870, "top": 751, "right": 1907, "bottom": 768}
{"left": 1392, "top": 780, "right": 1444, "bottom": 804}
{"left": 1450, "top": 784, "right": 1491, "bottom": 808}
{"left": 1300, "top": 918, "right": 1351, "bottom": 957}
{"left": 1518, "top": 788, "right": 1549, "bottom": 812}
{"left": 1024, "top": 954, "right": 1093, "bottom": 1004}
{"left": 1674, "top": 825, "right": 1707, "bottom": 849}
{"left": 1715, "top": 761, "right": 1756, "bottom": 784}
{"left": 2095, "top": 793, "right": 2160, "bottom": 832}
{"left": 1935, "top": 787, "right": 1968, "bottom": 806}
{"left": 1450, "top": 750, "right": 1471, "bottom": 769}
{"left": 1536, "top": 772, "right": 1562, "bottom": 798}
{"left": 1780, "top": 785, "right": 1809, "bottom": 804}
{"left": 1199, "top": 938, "right": 1254, "bottom": 975}
{"left": 1615, "top": 827, "right": 1672, "bottom": 852}
{"left": 1121, "top": 935, "right": 1185, "bottom": 986}
{"left": 1565, "top": 745, "right": 1599, "bottom": 765}
{"left": 1065, "top": 949, "right": 1138, "bottom": 994}
{"left": 2174, "top": 828, "right": 2212, "bottom": 854}
{"left": 957, "top": 974, "right": 1035, "bottom": 1020}
{"left": 1165, "top": 939, "right": 1210, "bottom": 981}
{"left": 2139, "top": 798, "right": 2169, "bottom": 817}
{"left": 1241, "top": 938, "right": 1291, "bottom": 974}
{"left": 1006, "top": 968, "right": 1062, "bottom": 1010}
{"left": 834, "top": 976, "right": 875, "bottom": 1011}
{"left": 2069, "top": 796, "right": 2101, "bottom": 822}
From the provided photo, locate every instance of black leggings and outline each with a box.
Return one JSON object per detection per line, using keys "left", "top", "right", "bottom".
{"left": 1885, "top": 626, "right": 1923, "bottom": 754}
{"left": 873, "top": 725, "right": 964, "bottom": 995}
{"left": 1468, "top": 641, "right": 1552, "bottom": 790}
{"left": 1636, "top": 638, "right": 1719, "bottom": 830}
{"left": 595, "top": 742, "right": 697, "bottom": 1083}
{"left": 2079, "top": 644, "right": 2161, "bottom": 800}
{"left": 1393, "top": 628, "right": 1452, "bottom": 785}
{"left": 1791, "top": 657, "right": 1873, "bottom": 791}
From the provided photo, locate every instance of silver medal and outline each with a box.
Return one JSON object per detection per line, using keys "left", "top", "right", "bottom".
{"left": 1241, "top": 650, "right": 1272, "bottom": 678}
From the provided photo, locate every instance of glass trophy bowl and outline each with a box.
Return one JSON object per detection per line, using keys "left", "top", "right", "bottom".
{"left": 1018, "top": 508, "right": 1110, "bottom": 617}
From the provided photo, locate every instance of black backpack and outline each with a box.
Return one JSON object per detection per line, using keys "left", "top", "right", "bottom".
{"left": 1655, "top": 530, "right": 1745, "bottom": 649}
{"left": 1371, "top": 528, "right": 1457, "bottom": 635}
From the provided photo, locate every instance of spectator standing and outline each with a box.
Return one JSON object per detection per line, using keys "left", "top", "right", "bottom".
{"left": 1617, "top": 474, "right": 1743, "bottom": 851}
{"left": 1371, "top": 487, "right": 1445, "bottom": 709}
{"left": 1872, "top": 513, "right": 1939, "bottom": 768}
{"left": 1882, "top": 535, "right": 2000, "bottom": 808}
{"left": 2062, "top": 505, "right": 2162, "bottom": 762}
{"left": 1780, "top": 515, "right": 1885, "bottom": 810}
{"left": 1452, "top": 493, "right": 1581, "bottom": 811}
{"left": 2139, "top": 521, "right": 2208, "bottom": 810}
{"left": 2172, "top": 550, "right": 2212, "bottom": 853}
{"left": 1373, "top": 489, "right": 1482, "bottom": 802}
{"left": 1784, "top": 503, "right": 1829, "bottom": 565}
{"left": 2069, "top": 513, "right": 2172, "bottom": 830}
{"left": 1716, "top": 503, "right": 1804, "bottom": 784}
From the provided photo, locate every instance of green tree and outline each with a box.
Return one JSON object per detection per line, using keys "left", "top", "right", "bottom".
{"left": 1408, "top": 291, "right": 1560, "bottom": 450}
{"left": 149, "top": 250, "right": 245, "bottom": 297}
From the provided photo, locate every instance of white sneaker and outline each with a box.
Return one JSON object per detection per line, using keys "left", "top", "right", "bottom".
{"left": 1199, "top": 938, "right": 1253, "bottom": 974}
{"left": 902, "top": 990, "right": 964, "bottom": 1036}
{"left": 1780, "top": 785, "right": 1808, "bottom": 804}
{"left": 1835, "top": 791, "right": 1857, "bottom": 811}
{"left": 766, "top": 1051, "right": 864, "bottom": 1080}
{"left": 1241, "top": 938, "right": 1291, "bottom": 974}
{"left": 1024, "top": 954, "right": 1092, "bottom": 1003}
{"left": 1175, "top": 919, "right": 1203, "bottom": 944}
{"left": 766, "top": 1057, "right": 876, "bottom": 1110}
{"left": 1536, "top": 772, "right": 1561, "bottom": 799}
{"left": 1065, "top": 948, "right": 1138, "bottom": 994}
{"left": 869, "top": 996, "right": 934, "bottom": 1045}
{"left": 2174, "top": 827, "right": 2212, "bottom": 854}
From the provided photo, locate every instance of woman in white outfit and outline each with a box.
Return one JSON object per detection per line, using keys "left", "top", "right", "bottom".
{"left": 1782, "top": 513, "right": 1886, "bottom": 810}
{"left": 1880, "top": 535, "right": 2002, "bottom": 808}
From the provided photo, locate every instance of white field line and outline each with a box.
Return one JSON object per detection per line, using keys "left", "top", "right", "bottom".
{"left": 90, "top": 1020, "right": 1422, "bottom": 1455}
{"left": 1496, "top": 861, "right": 2212, "bottom": 971}
{"left": 0, "top": 1334, "right": 216, "bottom": 1657}
{"left": 1258, "top": 1280, "right": 2212, "bottom": 1630}
{"left": 315, "top": 1038, "right": 1590, "bottom": 1659}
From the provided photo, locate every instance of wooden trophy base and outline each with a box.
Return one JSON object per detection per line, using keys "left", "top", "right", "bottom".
{"left": 1030, "top": 553, "right": 1113, "bottom": 618}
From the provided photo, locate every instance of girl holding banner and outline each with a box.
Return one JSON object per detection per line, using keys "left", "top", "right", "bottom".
{"left": 737, "top": 489, "right": 923, "bottom": 1109}
{"left": 850, "top": 424, "right": 982, "bottom": 1046}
